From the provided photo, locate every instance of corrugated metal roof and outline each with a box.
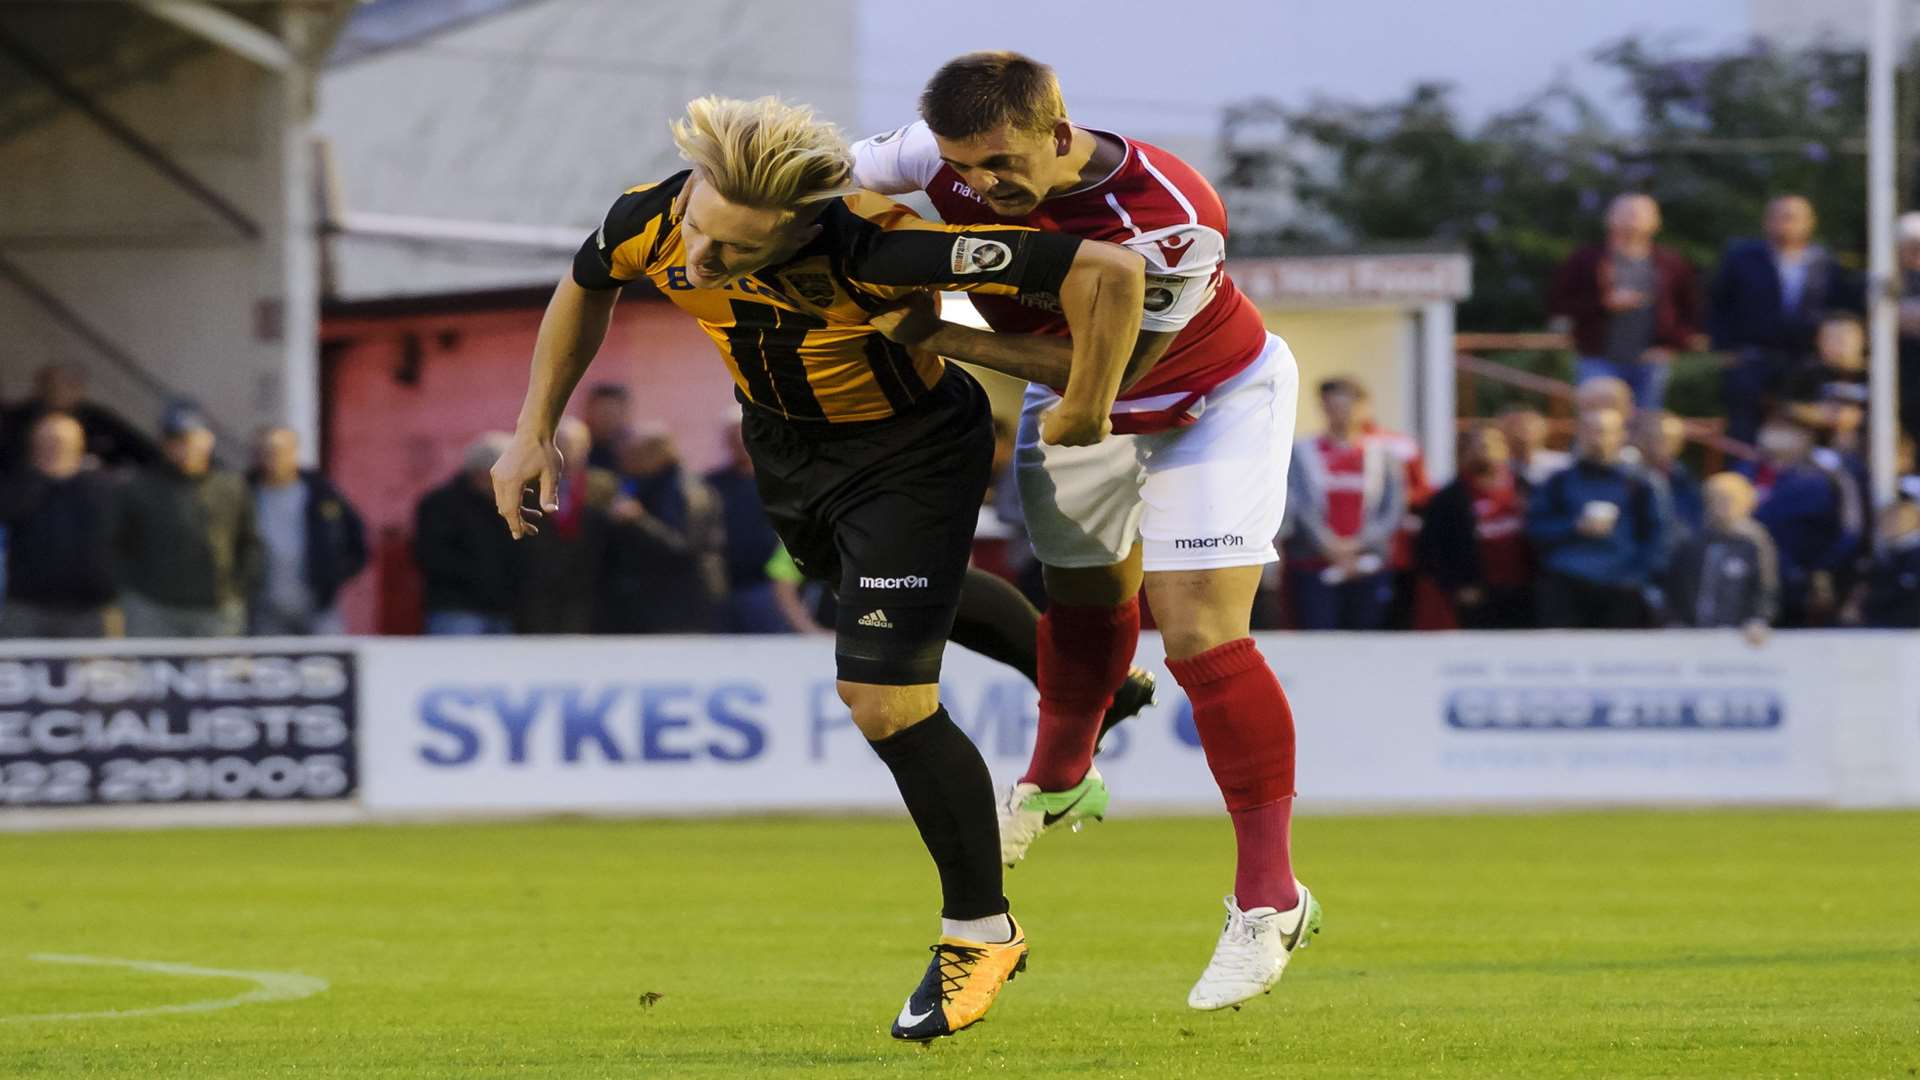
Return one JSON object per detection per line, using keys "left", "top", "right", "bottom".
{"left": 315, "top": 0, "right": 860, "bottom": 300}
{"left": 326, "top": 0, "right": 545, "bottom": 66}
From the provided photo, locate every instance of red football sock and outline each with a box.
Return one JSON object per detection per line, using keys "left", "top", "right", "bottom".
{"left": 1166, "top": 638, "right": 1299, "bottom": 912}
{"left": 1228, "top": 798, "right": 1297, "bottom": 912}
{"left": 1020, "top": 597, "right": 1140, "bottom": 791}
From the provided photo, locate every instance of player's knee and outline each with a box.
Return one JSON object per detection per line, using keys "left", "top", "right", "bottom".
{"left": 1042, "top": 559, "right": 1140, "bottom": 606}
{"left": 1155, "top": 602, "right": 1250, "bottom": 660}
{"left": 1160, "top": 622, "right": 1242, "bottom": 661}
{"left": 1147, "top": 566, "right": 1260, "bottom": 660}
{"left": 838, "top": 681, "right": 941, "bottom": 740}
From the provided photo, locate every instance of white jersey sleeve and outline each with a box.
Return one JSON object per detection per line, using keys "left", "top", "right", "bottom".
{"left": 849, "top": 121, "right": 944, "bottom": 196}
{"left": 1123, "top": 223, "right": 1226, "bottom": 333}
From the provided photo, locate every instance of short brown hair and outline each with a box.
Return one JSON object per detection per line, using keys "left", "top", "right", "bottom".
{"left": 1318, "top": 376, "right": 1367, "bottom": 400}
{"left": 919, "top": 51, "right": 1067, "bottom": 139}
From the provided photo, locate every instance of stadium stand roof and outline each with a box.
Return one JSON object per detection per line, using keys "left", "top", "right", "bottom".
{"left": 315, "top": 0, "right": 860, "bottom": 302}
{"left": 0, "top": 2, "right": 354, "bottom": 455}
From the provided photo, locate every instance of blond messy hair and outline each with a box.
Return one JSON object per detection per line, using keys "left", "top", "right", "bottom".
{"left": 670, "top": 96, "right": 856, "bottom": 214}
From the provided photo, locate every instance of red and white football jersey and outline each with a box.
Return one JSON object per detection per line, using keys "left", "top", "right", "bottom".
{"left": 851, "top": 121, "right": 1270, "bottom": 427}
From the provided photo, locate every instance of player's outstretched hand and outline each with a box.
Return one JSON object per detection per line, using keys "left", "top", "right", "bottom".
{"left": 1040, "top": 405, "right": 1112, "bottom": 447}
{"left": 491, "top": 430, "right": 563, "bottom": 539}
{"left": 868, "top": 292, "right": 941, "bottom": 346}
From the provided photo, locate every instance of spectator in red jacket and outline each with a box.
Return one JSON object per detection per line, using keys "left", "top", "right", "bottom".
{"left": 1417, "top": 422, "right": 1535, "bottom": 629}
{"left": 1550, "top": 194, "right": 1703, "bottom": 411}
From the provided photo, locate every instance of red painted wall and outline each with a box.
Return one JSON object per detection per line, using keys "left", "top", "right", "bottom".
{"left": 321, "top": 296, "right": 738, "bottom": 634}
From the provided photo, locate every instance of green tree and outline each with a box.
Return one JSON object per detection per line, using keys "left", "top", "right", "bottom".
{"left": 1222, "top": 37, "right": 1876, "bottom": 334}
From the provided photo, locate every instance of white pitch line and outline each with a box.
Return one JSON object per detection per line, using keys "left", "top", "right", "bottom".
{"left": 2, "top": 953, "right": 328, "bottom": 1023}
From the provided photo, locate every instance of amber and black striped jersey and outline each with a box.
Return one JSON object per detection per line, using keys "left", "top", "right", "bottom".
{"left": 572, "top": 170, "right": 1082, "bottom": 425}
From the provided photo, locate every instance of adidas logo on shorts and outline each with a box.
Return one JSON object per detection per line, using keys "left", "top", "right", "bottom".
{"left": 858, "top": 609, "right": 894, "bottom": 629}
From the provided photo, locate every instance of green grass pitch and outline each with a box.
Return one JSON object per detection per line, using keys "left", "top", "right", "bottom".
{"left": 3, "top": 809, "right": 1917, "bottom": 1078}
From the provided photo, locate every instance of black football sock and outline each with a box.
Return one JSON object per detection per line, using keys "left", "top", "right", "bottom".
{"left": 868, "top": 706, "right": 1008, "bottom": 921}
{"left": 947, "top": 567, "right": 1040, "bottom": 686}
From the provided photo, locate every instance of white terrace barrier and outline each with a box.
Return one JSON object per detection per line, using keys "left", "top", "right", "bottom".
{"left": 3, "top": 631, "right": 1917, "bottom": 824}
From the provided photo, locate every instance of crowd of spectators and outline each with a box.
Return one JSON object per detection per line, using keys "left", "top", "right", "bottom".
{"left": 4, "top": 186, "right": 1919, "bottom": 640}
{"left": 409, "top": 402, "right": 818, "bottom": 638}
{"left": 0, "top": 366, "right": 368, "bottom": 639}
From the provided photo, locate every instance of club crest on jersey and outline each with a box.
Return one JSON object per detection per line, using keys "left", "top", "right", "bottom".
{"left": 950, "top": 237, "right": 1012, "bottom": 274}
{"left": 782, "top": 270, "right": 837, "bottom": 307}
{"left": 1143, "top": 274, "right": 1187, "bottom": 314}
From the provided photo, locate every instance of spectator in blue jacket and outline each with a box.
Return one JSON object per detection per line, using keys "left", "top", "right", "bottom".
{"left": 1847, "top": 500, "right": 1920, "bottom": 628}
{"left": 1748, "top": 412, "right": 1864, "bottom": 627}
{"left": 1632, "top": 410, "right": 1704, "bottom": 558}
{"left": 1710, "top": 196, "right": 1861, "bottom": 444}
{"left": 248, "top": 426, "right": 368, "bottom": 635}
{"left": 1527, "top": 407, "right": 1667, "bottom": 628}
{"left": 1899, "top": 215, "right": 1920, "bottom": 445}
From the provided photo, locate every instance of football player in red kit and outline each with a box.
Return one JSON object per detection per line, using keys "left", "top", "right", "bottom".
{"left": 853, "top": 52, "right": 1320, "bottom": 1010}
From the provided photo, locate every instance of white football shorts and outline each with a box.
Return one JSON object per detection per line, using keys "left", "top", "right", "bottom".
{"left": 1013, "top": 332, "right": 1299, "bottom": 573}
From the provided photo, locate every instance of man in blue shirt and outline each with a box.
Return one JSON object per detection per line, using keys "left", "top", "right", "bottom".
{"left": 1527, "top": 407, "right": 1668, "bottom": 628}
{"left": 1632, "top": 409, "right": 1704, "bottom": 560}
{"left": 1748, "top": 413, "right": 1864, "bottom": 627}
{"left": 1709, "top": 196, "right": 1861, "bottom": 443}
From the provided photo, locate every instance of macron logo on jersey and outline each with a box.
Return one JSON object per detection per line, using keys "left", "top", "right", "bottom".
{"left": 1154, "top": 234, "right": 1193, "bottom": 268}
{"left": 860, "top": 575, "right": 930, "bottom": 589}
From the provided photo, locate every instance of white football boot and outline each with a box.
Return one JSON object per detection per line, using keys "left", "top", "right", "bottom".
{"left": 1187, "top": 885, "right": 1322, "bottom": 1011}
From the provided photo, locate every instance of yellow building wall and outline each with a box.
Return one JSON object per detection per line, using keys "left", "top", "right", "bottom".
{"left": 1262, "top": 307, "right": 1415, "bottom": 438}
{"left": 951, "top": 300, "right": 1421, "bottom": 443}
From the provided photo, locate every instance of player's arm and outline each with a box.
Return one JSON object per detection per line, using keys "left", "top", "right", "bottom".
{"left": 875, "top": 220, "right": 1224, "bottom": 394}
{"left": 493, "top": 278, "right": 619, "bottom": 538}
{"left": 493, "top": 189, "right": 659, "bottom": 538}
{"left": 1038, "top": 239, "right": 1144, "bottom": 444}
{"left": 848, "top": 122, "right": 944, "bottom": 195}
{"left": 847, "top": 227, "right": 1145, "bottom": 445}
{"left": 881, "top": 308, "right": 1176, "bottom": 393}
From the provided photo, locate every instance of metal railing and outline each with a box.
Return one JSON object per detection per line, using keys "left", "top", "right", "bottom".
{"left": 1453, "top": 331, "right": 1756, "bottom": 474}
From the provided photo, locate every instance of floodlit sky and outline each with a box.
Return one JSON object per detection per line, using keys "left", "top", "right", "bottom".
{"left": 855, "top": 0, "right": 1753, "bottom": 138}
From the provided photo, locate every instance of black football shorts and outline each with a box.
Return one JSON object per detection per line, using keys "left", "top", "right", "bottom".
{"left": 740, "top": 365, "right": 995, "bottom": 685}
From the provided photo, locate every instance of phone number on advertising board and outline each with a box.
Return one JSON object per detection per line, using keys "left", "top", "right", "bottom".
{"left": 0, "top": 754, "right": 352, "bottom": 805}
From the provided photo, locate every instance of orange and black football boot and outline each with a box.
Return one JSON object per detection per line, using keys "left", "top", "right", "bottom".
{"left": 889, "top": 916, "right": 1028, "bottom": 1040}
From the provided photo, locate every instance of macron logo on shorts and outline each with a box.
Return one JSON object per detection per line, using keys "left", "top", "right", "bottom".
{"left": 1174, "top": 534, "right": 1246, "bottom": 550}
{"left": 859, "top": 575, "right": 930, "bottom": 589}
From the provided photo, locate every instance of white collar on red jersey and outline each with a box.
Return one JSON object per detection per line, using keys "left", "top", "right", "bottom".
{"left": 1048, "top": 127, "right": 1133, "bottom": 201}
